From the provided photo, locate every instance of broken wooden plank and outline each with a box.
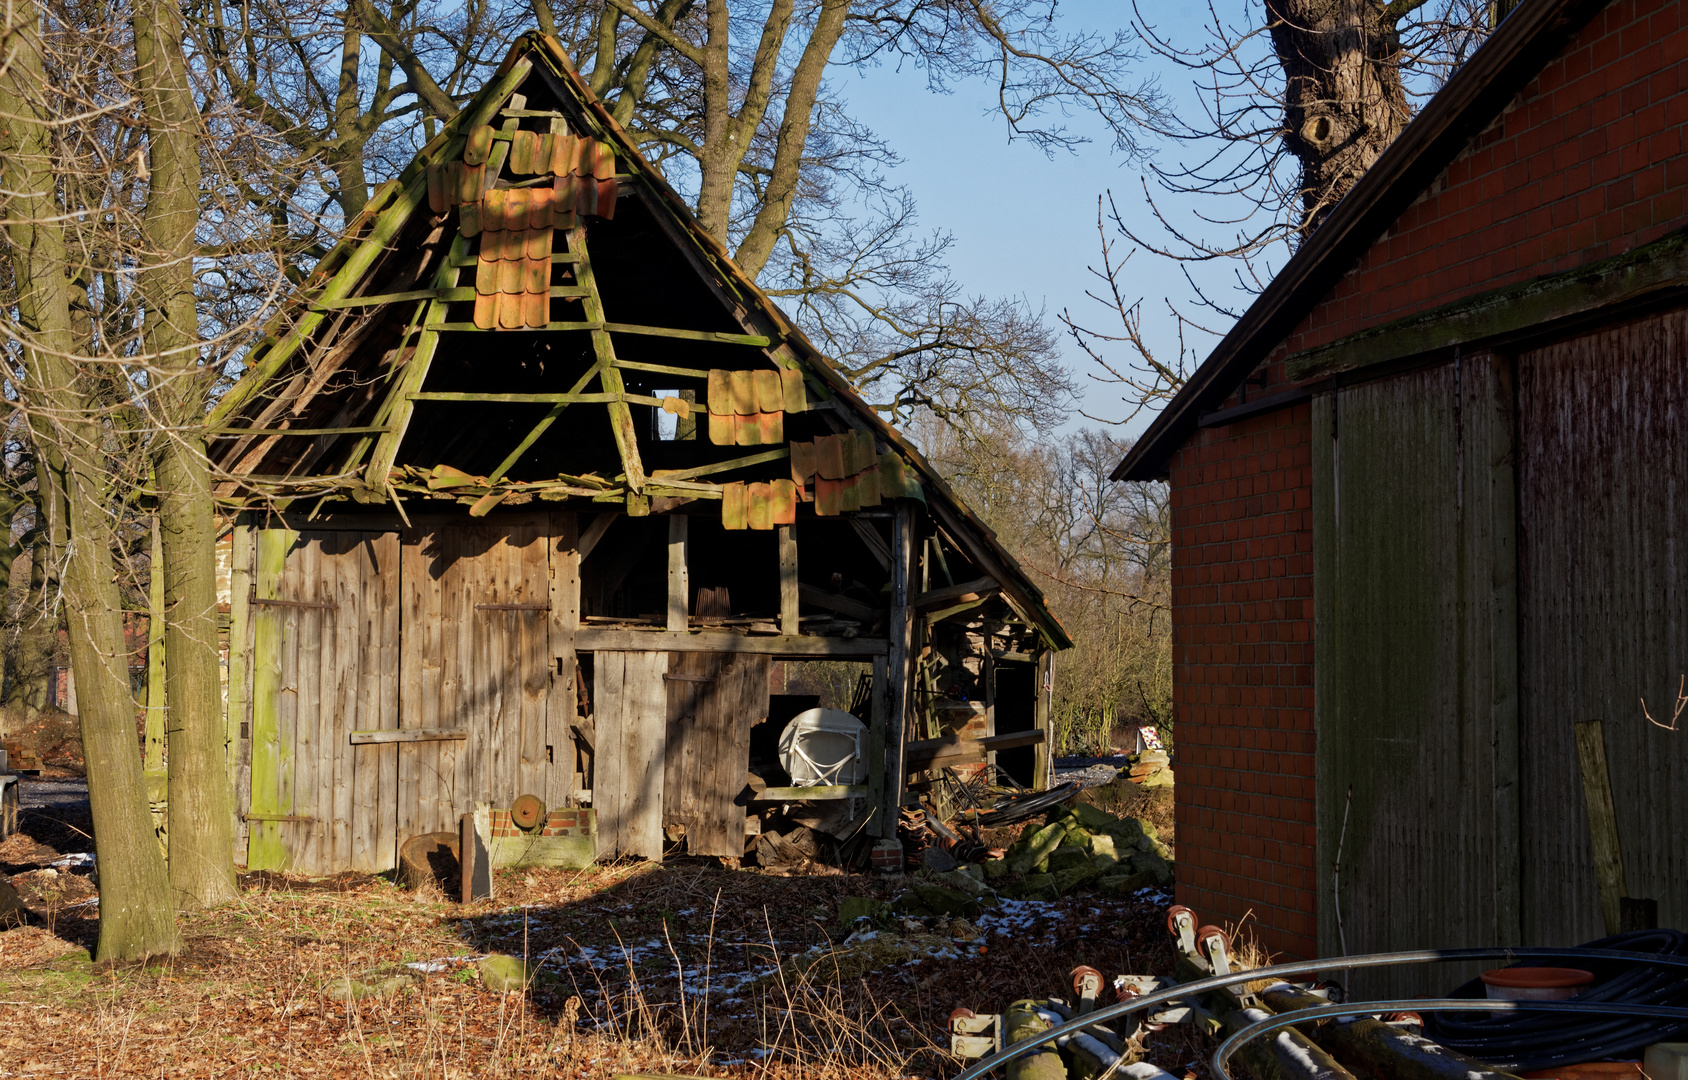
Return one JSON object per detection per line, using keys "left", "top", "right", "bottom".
{"left": 903, "top": 730, "right": 1046, "bottom": 772}
{"left": 349, "top": 727, "right": 469, "bottom": 745}
{"left": 798, "top": 583, "right": 880, "bottom": 624}
{"left": 753, "top": 784, "right": 869, "bottom": 802}
{"left": 914, "top": 575, "right": 999, "bottom": 610}
{"left": 651, "top": 447, "right": 790, "bottom": 482}
{"left": 1575, "top": 719, "right": 1628, "bottom": 936}
{"left": 575, "top": 629, "right": 888, "bottom": 656}
{"left": 779, "top": 525, "right": 799, "bottom": 635}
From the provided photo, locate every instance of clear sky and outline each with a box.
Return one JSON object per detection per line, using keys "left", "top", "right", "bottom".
{"left": 835, "top": 2, "right": 1250, "bottom": 438}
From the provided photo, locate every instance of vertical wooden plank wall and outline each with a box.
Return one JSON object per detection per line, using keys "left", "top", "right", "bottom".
{"left": 226, "top": 523, "right": 253, "bottom": 862}
{"left": 247, "top": 525, "right": 293, "bottom": 870}
{"left": 1311, "top": 359, "right": 1520, "bottom": 998}
{"left": 1516, "top": 310, "right": 1688, "bottom": 943}
{"left": 547, "top": 512, "right": 579, "bottom": 808}
{"left": 664, "top": 652, "right": 767, "bottom": 857}
{"left": 595, "top": 651, "right": 668, "bottom": 861}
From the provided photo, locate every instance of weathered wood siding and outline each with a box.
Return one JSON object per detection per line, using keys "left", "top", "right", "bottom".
{"left": 1516, "top": 309, "right": 1688, "bottom": 942}
{"left": 664, "top": 652, "right": 769, "bottom": 857}
{"left": 593, "top": 650, "right": 669, "bottom": 860}
{"left": 1312, "top": 355, "right": 1520, "bottom": 996}
{"left": 244, "top": 512, "right": 579, "bottom": 872}
{"left": 248, "top": 529, "right": 400, "bottom": 874}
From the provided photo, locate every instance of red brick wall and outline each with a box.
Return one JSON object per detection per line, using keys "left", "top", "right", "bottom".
{"left": 1168, "top": 403, "right": 1317, "bottom": 961}
{"left": 1288, "top": 0, "right": 1688, "bottom": 355}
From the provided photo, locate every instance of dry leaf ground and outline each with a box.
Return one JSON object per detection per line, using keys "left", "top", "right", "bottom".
{"left": 1, "top": 782, "right": 1217, "bottom": 1079}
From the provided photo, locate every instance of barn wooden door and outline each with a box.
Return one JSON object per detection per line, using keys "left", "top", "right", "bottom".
{"left": 248, "top": 527, "right": 400, "bottom": 874}
{"left": 397, "top": 515, "right": 560, "bottom": 841}
{"left": 592, "top": 651, "right": 669, "bottom": 861}
{"left": 664, "top": 652, "right": 768, "bottom": 858}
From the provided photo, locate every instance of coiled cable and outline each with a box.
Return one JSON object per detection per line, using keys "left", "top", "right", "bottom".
{"left": 1426, "top": 928, "right": 1688, "bottom": 1069}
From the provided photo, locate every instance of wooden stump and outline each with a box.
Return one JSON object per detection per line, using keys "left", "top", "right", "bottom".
{"left": 397, "top": 831, "right": 460, "bottom": 891}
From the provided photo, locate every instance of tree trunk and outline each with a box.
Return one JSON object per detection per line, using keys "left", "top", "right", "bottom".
{"left": 0, "top": 17, "right": 177, "bottom": 961}
{"left": 4, "top": 525, "right": 57, "bottom": 716}
{"left": 1267, "top": 0, "right": 1413, "bottom": 234}
{"left": 134, "top": 0, "right": 240, "bottom": 910}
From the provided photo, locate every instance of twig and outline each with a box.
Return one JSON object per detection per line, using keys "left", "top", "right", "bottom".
{"left": 1641, "top": 674, "right": 1685, "bottom": 732}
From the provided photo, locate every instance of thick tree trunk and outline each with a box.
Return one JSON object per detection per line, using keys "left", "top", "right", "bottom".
{"left": 134, "top": 0, "right": 240, "bottom": 910}
{"left": 0, "top": 19, "right": 177, "bottom": 961}
{"left": 694, "top": 0, "right": 736, "bottom": 242}
{"left": 1267, "top": 0, "right": 1414, "bottom": 234}
{"left": 5, "top": 526, "right": 57, "bottom": 716}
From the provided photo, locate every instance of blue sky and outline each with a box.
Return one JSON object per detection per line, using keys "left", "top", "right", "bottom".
{"left": 837, "top": 2, "right": 1248, "bottom": 438}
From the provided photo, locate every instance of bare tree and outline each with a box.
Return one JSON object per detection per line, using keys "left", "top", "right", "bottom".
{"left": 1070, "top": 0, "right": 1493, "bottom": 421}
{"left": 0, "top": 10, "right": 179, "bottom": 960}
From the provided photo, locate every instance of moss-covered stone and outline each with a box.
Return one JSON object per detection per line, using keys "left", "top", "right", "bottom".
{"left": 1000, "top": 873, "right": 1058, "bottom": 900}
{"left": 983, "top": 857, "right": 1008, "bottom": 879}
{"left": 1046, "top": 846, "right": 1090, "bottom": 873}
{"left": 837, "top": 896, "right": 889, "bottom": 930}
{"left": 476, "top": 953, "right": 533, "bottom": 992}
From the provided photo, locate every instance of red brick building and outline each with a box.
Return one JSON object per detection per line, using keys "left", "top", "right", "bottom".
{"left": 1116, "top": 0, "right": 1688, "bottom": 988}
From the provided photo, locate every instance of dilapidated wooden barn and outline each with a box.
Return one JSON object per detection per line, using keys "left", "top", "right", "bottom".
{"left": 1114, "top": 0, "right": 1688, "bottom": 991}
{"left": 209, "top": 34, "right": 1069, "bottom": 876}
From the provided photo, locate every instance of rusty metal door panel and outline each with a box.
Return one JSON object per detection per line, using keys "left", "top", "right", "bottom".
{"left": 1312, "top": 355, "right": 1520, "bottom": 997}
{"left": 1516, "top": 309, "right": 1688, "bottom": 945}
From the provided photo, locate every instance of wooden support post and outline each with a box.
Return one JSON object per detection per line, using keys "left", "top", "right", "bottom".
{"left": 1574, "top": 719, "right": 1627, "bottom": 936}
{"left": 883, "top": 503, "right": 916, "bottom": 832}
{"left": 778, "top": 524, "right": 798, "bottom": 636}
{"left": 1033, "top": 648, "right": 1053, "bottom": 791}
{"left": 867, "top": 654, "right": 889, "bottom": 837}
{"left": 144, "top": 516, "right": 166, "bottom": 774}
{"left": 667, "top": 515, "right": 689, "bottom": 631}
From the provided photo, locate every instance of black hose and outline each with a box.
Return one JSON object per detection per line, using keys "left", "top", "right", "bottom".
{"left": 1426, "top": 929, "right": 1688, "bottom": 1069}
{"left": 971, "top": 782, "right": 1081, "bottom": 827}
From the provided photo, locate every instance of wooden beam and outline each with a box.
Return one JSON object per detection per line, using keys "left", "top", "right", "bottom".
{"left": 484, "top": 358, "right": 608, "bottom": 484}
{"left": 867, "top": 654, "right": 888, "bottom": 837}
{"left": 903, "top": 729, "right": 1046, "bottom": 772}
{"left": 650, "top": 447, "right": 789, "bottom": 482}
{"left": 570, "top": 228, "right": 646, "bottom": 493}
{"left": 349, "top": 727, "right": 468, "bottom": 745}
{"left": 578, "top": 512, "right": 619, "bottom": 560}
{"left": 575, "top": 628, "right": 888, "bottom": 656}
{"left": 798, "top": 582, "right": 879, "bottom": 624}
{"left": 778, "top": 524, "right": 799, "bottom": 636}
{"left": 915, "top": 575, "right": 998, "bottom": 611}
{"left": 365, "top": 233, "right": 468, "bottom": 482}
{"left": 311, "top": 285, "right": 593, "bottom": 310}
{"left": 604, "top": 322, "right": 771, "bottom": 347}
{"left": 884, "top": 503, "right": 915, "bottom": 829}
{"left": 209, "top": 425, "right": 391, "bottom": 438}
{"left": 851, "top": 518, "right": 892, "bottom": 570}
{"left": 1286, "top": 225, "right": 1688, "bottom": 383}
{"left": 753, "top": 784, "right": 868, "bottom": 802}
{"left": 1033, "top": 649, "right": 1052, "bottom": 790}
{"left": 667, "top": 515, "right": 689, "bottom": 631}
{"left": 613, "top": 359, "right": 711, "bottom": 380}
{"left": 1575, "top": 719, "right": 1628, "bottom": 936}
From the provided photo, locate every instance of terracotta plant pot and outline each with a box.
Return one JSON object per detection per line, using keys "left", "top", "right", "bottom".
{"left": 1480, "top": 966, "right": 1594, "bottom": 1001}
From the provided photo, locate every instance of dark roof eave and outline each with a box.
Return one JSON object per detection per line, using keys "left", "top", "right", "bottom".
{"left": 1111, "top": 0, "right": 1612, "bottom": 484}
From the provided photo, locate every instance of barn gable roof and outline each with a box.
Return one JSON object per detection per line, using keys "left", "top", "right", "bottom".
{"left": 209, "top": 33, "right": 1071, "bottom": 648}
{"left": 1111, "top": 0, "right": 1611, "bottom": 483}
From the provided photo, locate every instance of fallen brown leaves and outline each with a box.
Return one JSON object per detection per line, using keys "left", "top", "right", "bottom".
{"left": 2, "top": 810, "right": 1210, "bottom": 1078}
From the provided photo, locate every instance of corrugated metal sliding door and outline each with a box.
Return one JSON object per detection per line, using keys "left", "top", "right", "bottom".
{"left": 248, "top": 527, "right": 400, "bottom": 874}
{"left": 1312, "top": 355, "right": 1520, "bottom": 997}
{"left": 593, "top": 651, "right": 669, "bottom": 861}
{"left": 664, "top": 652, "right": 769, "bottom": 858}
{"left": 1516, "top": 310, "right": 1688, "bottom": 943}
{"left": 398, "top": 515, "right": 556, "bottom": 842}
